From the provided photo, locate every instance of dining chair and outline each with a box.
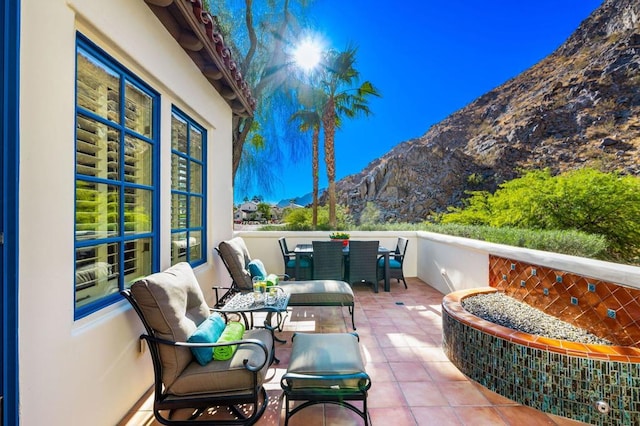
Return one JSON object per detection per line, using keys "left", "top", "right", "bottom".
{"left": 378, "top": 237, "right": 408, "bottom": 288}
{"left": 348, "top": 240, "right": 380, "bottom": 293}
{"left": 278, "top": 237, "right": 312, "bottom": 280}
{"left": 312, "top": 240, "right": 344, "bottom": 280}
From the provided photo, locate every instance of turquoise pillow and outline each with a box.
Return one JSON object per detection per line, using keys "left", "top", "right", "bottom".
{"left": 248, "top": 259, "right": 267, "bottom": 279}
{"left": 187, "top": 313, "right": 226, "bottom": 366}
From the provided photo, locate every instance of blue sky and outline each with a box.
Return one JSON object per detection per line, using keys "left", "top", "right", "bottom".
{"left": 236, "top": 0, "right": 603, "bottom": 204}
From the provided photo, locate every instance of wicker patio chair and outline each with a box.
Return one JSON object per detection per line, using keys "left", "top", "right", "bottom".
{"left": 378, "top": 237, "right": 408, "bottom": 289}
{"left": 278, "top": 237, "right": 312, "bottom": 280}
{"left": 311, "top": 240, "right": 345, "bottom": 281}
{"left": 348, "top": 240, "right": 380, "bottom": 293}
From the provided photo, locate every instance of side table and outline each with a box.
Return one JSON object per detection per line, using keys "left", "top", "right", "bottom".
{"left": 214, "top": 289, "right": 290, "bottom": 361}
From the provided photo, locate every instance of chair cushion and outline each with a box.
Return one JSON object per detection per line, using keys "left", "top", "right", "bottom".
{"left": 167, "top": 328, "right": 273, "bottom": 396}
{"left": 285, "top": 333, "right": 367, "bottom": 390}
{"left": 218, "top": 237, "right": 253, "bottom": 290}
{"left": 187, "top": 313, "right": 226, "bottom": 366}
{"left": 130, "top": 262, "right": 210, "bottom": 387}
{"left": 286, "top": 258, "right": 311, "bottom": 268}
{"left": 282, "top": 280, "right": 354, "bottom": 306}
{"left": 378, "top": 257, "right": 402, "bottom": 269}
{"left": 248, "top": 259, "right": 267, "bottom": 279}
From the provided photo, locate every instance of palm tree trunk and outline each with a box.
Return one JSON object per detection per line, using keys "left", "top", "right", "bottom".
{"left": 323, "top": 100, "right": 337, "bottom": 228}
{"left": 312, "top": 125, "right": 320, "bottom": 228}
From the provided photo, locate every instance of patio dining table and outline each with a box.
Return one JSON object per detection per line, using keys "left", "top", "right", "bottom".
{"left": 294, "top": 243, "right": 392, "bottom": 292}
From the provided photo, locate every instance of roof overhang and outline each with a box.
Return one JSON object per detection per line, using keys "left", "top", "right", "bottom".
{"left": 145, "top": 0, "right": 256, "bottom": 117}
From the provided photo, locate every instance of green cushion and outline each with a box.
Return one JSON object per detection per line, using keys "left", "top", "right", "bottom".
{"left": 265, "top": 273, "right": 280, "bottom": 286}
{"left": 187, "top": 313, "right": 226, "bottom": 366}
{"left": 214, "top": 322, "right": 246, "bottom": 361}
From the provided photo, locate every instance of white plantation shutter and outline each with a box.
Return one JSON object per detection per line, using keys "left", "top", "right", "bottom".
{"left": 74, "top": 35, "right": 158, "bottom": 317}
{"left": 170, "top": 109, "right": 206, "bottom": 266}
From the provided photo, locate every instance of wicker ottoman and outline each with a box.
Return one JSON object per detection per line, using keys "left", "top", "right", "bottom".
{"left": 280, "top": 332, "right": 371, "bottom": 425}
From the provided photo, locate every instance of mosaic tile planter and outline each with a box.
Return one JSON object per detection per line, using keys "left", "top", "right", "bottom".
{"left": 442, "top": 288, "right": 640, "bottom": 425}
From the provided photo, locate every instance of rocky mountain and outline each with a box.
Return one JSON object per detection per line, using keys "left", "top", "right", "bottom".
{"left": 276, "top": 191, "right": 316, "bottom": 208}
{"left": 332, "top": 0, "right": 640, "bottom": 223}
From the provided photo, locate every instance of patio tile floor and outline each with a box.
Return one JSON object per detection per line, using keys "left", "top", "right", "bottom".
{"left": 118, "top": 277, "right": 588, "bottom": 425}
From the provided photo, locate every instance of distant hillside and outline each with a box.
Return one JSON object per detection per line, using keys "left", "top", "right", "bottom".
{"left": 331, "top": 0, "right": 640, "bottom": 223}
{"left": 276, "top": 191, "right": 320, "bottom": 208}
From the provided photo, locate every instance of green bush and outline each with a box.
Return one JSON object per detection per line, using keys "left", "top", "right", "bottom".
{"left": 419, "top": 223, "right": 609, "bottom": 259}
{"left": 440, "top": 168, "right": 640, "bottom": 263}
{"left": 275, "top": 205, "right": 353, "bottom": 231}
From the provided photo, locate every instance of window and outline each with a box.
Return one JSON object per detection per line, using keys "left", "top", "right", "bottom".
{"left": 74, "top": 34, "right": 159, "bottom": 318}
{"left": 170, "top": 108, "right": 206, "bottom": 266}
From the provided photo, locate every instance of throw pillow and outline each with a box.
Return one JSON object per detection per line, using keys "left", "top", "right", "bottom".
{"left": 213, "top": 321, "right": 246, "bottom": 361}
{"left": 265, "top": 273, "right": 279, "bottom": 286}
{"left": 187, "top": 313, "right": 226, "bottom": 366}
{"left": 248, "top": 259, "right": 267, "bottom": 279}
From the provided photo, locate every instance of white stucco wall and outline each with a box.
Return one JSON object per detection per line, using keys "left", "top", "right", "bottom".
{"left": 415, "top": 233, "right": 489, "bottom": 294}
{"left": 415, "top": 231, "right": 640, "bottom": 294}
{"left": 19, "top": 0, "right": 235, "bottom": 424}
{"left": 238, "top": 231, "right": 640, "bottom": 296}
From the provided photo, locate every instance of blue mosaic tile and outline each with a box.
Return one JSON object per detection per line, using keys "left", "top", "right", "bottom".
{"left": 544, "top": 288, "right": 549, "bottom": 296}
{"left": 556, "top": 275, "right": 563, "bottom": 283}
{"left": 511, "top": 263, "right": 516, "bottom": 270}
{"left": 502, "top": 274, "right": 507, "bottom": 280}
{"left": 608, "top": 309, "right": 616, "bottom": 319}
{"left": 588, "top": 283, "right": 596, "bottom": 292}
{"left": 443, "top": 309, "right": 640, "bottom": 425}
{"left": 521, "top": 280, "right": 526, "bottom": 287}
{"left": 571, "top": 297, "right": 578, "bottom": 305}
{"left": 531, "top": 268, "right": 537, "bottom": 276}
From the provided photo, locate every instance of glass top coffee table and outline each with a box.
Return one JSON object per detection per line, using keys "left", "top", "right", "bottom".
{"left": 214, "top": 288, "right": 290, "bottom": 355}
{"left": 216, "top": 290, "right": 290, "bottom": 314}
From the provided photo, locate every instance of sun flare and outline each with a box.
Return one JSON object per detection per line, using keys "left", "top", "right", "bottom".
{"left": 292, "top": 38, "right": 323, "bottom": 71}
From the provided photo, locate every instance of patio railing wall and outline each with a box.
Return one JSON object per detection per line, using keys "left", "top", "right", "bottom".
{"left": 233, "top": 231, "right": 640, "bottom": 294}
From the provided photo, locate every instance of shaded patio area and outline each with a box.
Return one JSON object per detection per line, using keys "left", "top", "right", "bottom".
{"left": 119, "top": 278, "right": 587, "bottom": 425}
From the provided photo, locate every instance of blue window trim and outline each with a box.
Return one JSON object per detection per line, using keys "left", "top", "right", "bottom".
{"left": 74, "top": 33, "right": 160, "bottom": 319}
{"left": 170, "top": 106, "right": 207, "bottom": 267}
{"left": 2, "top": 0, "right": 21, "bottom": 424}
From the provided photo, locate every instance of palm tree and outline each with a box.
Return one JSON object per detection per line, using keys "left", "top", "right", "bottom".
{"left": 289, "top": 107, "right": 322, "bottom": 227}
{"left": 318, "top": 46, "right": 381, "bottom": 228}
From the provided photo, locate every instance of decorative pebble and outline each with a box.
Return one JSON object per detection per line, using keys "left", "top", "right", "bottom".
{"left": 461, "top": 292, "right": 613, "bottom": 345}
